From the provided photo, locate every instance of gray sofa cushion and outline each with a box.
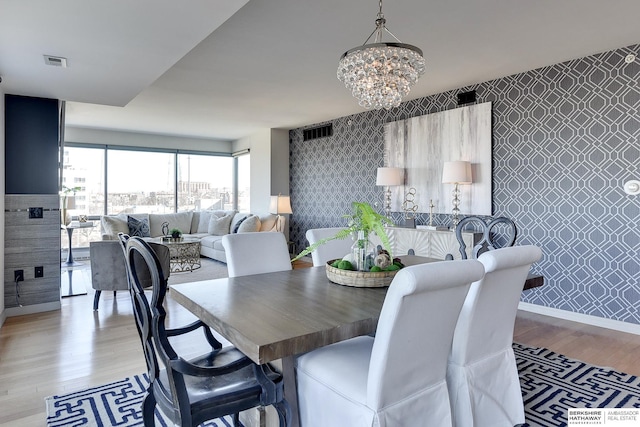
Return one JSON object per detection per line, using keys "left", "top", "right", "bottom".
{"left": 200, "top": 235, "right": 224, "bottom": 250}
{"left": 148, "top": 212, "right": 194, "bottom": 236}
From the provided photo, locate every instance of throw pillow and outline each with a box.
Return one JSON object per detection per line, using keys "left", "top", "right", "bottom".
{"left": 197, "top": 211, "right": 214, "bottom": 233}
{"left": 208, "top": 214, "right": 233, "bottom": 235}
{"left": 102, "top": 216, "right": 129, "bottom": 237}
{"left": 128, "top": 215, "right": 151, "bottom": 237}
{"left": 237, "top": 215, "right": 261, "bottom": 233}
{"left": 232, "top": 215, "right": 250, "bottom": 233}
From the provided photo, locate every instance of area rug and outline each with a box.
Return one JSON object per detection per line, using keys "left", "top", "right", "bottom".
{"left": 46, "top": 343, "right": 640, "bottom": 426}
{"left": 45, "top": 373, "right": 235, "bottom": 426}
{"left": 168, "top": 257, "right": 229, "bottom": 286}
{"left": 514, "top": 342, "right": 640, "bottom": 426}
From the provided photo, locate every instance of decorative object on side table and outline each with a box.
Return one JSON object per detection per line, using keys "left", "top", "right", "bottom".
{"left": 376, "top": 167, "right": 404, "bottom": 220}
{"left": 442, "top": 161, "right": 472, "bottom": 229}
{"left": 60, "top": 185, "right": 81, "bottom": 226}
{"left": 401, "top": 187, "right": 418, "bottom": 228}
{"left": 78, "top": 214, "right": 88, "bottom": 223}
{"left": 269, "top": 194, "right": 293, "bottom": 233}
{"left": 167, "top": 228, "right": 183, "bottom": 242}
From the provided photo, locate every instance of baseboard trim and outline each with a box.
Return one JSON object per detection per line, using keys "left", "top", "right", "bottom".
{"left": 5, "top": 301, "right": 61, "bottom": 317}
{"left": 518, "top": 302, "right": 640, "bottom": 336}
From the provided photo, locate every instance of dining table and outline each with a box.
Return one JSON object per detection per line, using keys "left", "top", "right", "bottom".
{"left": 169, "top": 255, "right": 543, "bottom": 426}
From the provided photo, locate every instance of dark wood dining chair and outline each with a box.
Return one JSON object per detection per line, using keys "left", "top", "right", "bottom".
{"left": 449, "top": 215, "right": 518, "bottom": 260}
{"left": 122, "top": 236, "right": 290, "bottom": 427}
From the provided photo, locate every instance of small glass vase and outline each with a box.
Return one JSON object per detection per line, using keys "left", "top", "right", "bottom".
{"left": 351, "top": 230, "right": 374, "bottom": 272}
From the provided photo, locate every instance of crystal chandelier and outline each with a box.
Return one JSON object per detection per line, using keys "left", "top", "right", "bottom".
{"left": 337, "top": 0, "right": 426, "bottom": 110}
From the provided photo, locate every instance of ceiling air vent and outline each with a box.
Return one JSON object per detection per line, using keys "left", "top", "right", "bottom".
{"left": 303, "top": 124, "right": 333, "bottom": 141}
{"left": 43, "top": 55, "right": 68, "bottom": 68}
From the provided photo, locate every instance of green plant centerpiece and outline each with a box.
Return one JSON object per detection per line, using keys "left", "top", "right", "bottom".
{"left": 293, "top": 202, "right": 405, "bottom": 276}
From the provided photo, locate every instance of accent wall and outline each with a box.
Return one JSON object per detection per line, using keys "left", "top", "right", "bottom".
{"left": 289, "top": 44, "right": 640, "bottom": 325}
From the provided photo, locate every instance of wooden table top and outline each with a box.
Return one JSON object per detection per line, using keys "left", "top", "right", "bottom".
{"left": 171, "top": 266, "right": 389, "bottom": 364}
{"left": 170, "top": 256, "right": 544, "bottom": 365}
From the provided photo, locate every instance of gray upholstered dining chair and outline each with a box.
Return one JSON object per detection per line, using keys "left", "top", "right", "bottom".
{"left": 222, "top": 232, "right": 292, "bottom": 278}
{"left": 305, "top": 227, "right": 353, "bottom": 267}
{"left": 447, "top": 215, "right": 517, "bottom": 260}
{"left": 123, "top": 236, "right": 290, "bottom": 427}
{"left": 295, "top": 259, "right": 485, "bottom": 427}
{"left": 447, "top": 245, "right": 542, "bottom": 427}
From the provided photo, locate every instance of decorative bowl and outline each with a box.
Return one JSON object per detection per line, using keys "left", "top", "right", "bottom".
{"left": 325, "top": 259, "right": 398, "bottom": 288}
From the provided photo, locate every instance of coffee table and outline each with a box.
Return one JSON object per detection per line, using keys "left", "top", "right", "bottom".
{"left": 152, "top": 237, "right": 201, "bottom": 273}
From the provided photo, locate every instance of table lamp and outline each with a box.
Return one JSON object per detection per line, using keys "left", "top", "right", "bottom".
{"left": 442, "top": 161, "right": 472, "bottom": 229}
{"left": 376, "top": 167, "right": 404, "bottom": 220}
{"left": 269, "top": 194, "right": 292, "bottom": 233}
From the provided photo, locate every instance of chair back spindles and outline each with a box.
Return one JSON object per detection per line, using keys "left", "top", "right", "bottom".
{"left": 455, "top": 216, "right": 517, "bottom": 259}
{"left": 123, "top": 236, "right": 290, "bottom": 426}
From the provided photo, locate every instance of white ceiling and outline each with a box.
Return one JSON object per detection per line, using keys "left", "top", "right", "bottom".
{"left": 1, "top": 0, "right": 639, "bottom": 142}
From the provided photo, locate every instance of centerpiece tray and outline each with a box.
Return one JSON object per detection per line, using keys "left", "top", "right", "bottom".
{"left": 325, "top": 259, "right": 398, "bottom": 288}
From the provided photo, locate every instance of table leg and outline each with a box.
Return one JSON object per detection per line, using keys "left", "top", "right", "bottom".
{"left": 63, "top": 227, "right": 81, "bottom": 267}
{"left": 282, "top": 356, "right": 300, "bottom": 427}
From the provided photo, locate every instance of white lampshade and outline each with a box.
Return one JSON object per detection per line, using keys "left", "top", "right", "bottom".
{"left": 269, "top": 195, "right": 293, "bottom": 215}
{"left": 376, "top": 167, "right": 404, "bottom": 186}
{"left": 442, "top": 161, "right": 472, "bottom": 184}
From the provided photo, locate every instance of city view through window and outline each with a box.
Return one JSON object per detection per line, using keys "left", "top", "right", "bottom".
{"left": 62, "top": 146, "right": 249, "bottom": 251}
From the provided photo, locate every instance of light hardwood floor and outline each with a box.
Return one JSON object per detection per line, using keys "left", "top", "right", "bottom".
{"left": 1, "top": 267, "right": 639, "bottom": 426}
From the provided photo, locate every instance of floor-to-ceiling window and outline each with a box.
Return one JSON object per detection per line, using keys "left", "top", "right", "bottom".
{"left": 61, "top": 144, "right": 240, "bottom": 251}
{"left": 177, "top": 153, "right": 234, "bottom": 212}
{"left": 236, "top": 152, "right": 250, "bottom": 212}
{"left": 107, "top": 149, "right": 176, "bottom": 215}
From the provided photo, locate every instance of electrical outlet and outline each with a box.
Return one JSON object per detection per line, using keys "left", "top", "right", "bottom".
{"left": 35, "top": 266, "right": 44, "bottom": 278}
{"left": 14, "top": 269, "right": 24, "bottom": 282}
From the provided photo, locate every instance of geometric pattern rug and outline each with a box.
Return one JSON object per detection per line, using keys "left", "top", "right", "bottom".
{"left": 45, "top": 373, "right": 235, "bottom": 427}
{"left": 45, "top": 343, "right": 640, "bottom": 427}
{"left": 514, "top": 342, "right": 640, "bottom": 427}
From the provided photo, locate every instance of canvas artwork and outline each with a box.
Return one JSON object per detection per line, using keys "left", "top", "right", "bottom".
{"left": 383, "top": 101, "right": 492, "bottom": 216}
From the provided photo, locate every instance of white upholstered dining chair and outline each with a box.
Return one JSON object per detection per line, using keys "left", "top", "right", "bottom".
{"left": 447, "top": 245, "right": 542, "bottom": 427}
{"left": 222, "top": 232, "right": 292, "bottom": 278}
{"left": 295, "top": 259, "right": 485, "bottom": 427}
{"left": 305, "top": 227, "right": 353, "bottom": 267}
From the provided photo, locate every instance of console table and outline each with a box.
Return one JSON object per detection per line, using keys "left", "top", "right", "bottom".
{"left": 373, "top": 227, "right": 481, "bottom": 260}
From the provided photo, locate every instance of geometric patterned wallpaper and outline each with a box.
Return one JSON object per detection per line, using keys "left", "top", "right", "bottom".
{"left": 290, "top": 43, "right": 640, "bottom": 325}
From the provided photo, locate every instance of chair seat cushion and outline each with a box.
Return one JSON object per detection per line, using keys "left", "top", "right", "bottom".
{"left": 156, "top": 347, "right": 283, "bottom": 424}
{"left": 200, "top": 235, "right": 224, "bottom": 250}
{"left": 297, "top": 336, "right": 373, "bottom": 403}
{"left": 296, "top": 336, "right": 375, "bottom": 426}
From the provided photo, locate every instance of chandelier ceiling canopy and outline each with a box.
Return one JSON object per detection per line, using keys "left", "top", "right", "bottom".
{"left": 337, "top": 0, "right": 426, "bottom": 110}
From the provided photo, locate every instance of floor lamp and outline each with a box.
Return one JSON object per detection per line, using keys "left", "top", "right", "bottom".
{"left": 442, "top": 161, "right": 472, "bottom": 229}
{"left": 376, "top": 167, "right": 404, "bottom": 220}
{"left": 269, "top": 194, "right": 292, "bottom": 233}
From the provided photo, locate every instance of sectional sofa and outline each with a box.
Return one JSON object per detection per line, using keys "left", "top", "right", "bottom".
{"left": 99, "top": 209, "right": 285, "bottom": 263}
